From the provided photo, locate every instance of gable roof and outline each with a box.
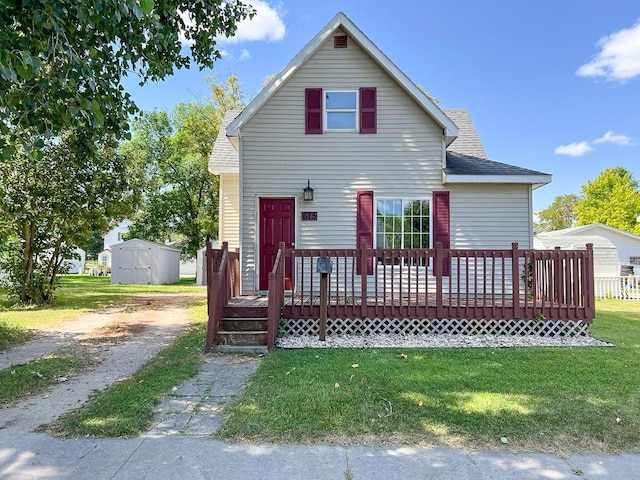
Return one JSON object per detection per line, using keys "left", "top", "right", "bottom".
{"left": 538, "top": 223, "right": 640, "bottom": 242}
{"left": 225, "top": 12, "right": 458, "bottom": 143}
{"left": 209, "top": 109, "right": 241, "bottom": 174}
{"left": 444, "top": 109, "right": 487, "bottom": 159}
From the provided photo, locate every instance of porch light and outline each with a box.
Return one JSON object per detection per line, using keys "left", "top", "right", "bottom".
{"left": 303, "top": 179, "right": 314, "bottom": 201}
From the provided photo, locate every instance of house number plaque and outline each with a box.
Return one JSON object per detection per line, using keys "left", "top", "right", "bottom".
{"left": 301, "top": 211, "right": 318, "bottom": 221}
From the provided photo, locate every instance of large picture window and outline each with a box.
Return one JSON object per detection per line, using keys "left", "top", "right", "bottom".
{"left": 324, "top": 90, "right": 358, "bottom": 131}
{"left": 376, "top": 199, "right": 430, "bottom": 265}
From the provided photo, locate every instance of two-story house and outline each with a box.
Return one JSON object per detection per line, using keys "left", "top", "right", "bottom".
{"left": 210, "top": 11, "right": 550, "bottom": 295}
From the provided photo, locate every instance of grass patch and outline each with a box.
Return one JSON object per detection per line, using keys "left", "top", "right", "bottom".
{"left": 0, "top": 276, "right": 203, "bottom": 346}
{"left": 0, "top": 322, "right": 35, "bottom": 350}
{"left": 49, "top": 302, "right": 207, "bottom": 437}
{"left": 0, "top": 348, "right": 90, "bottom": 405}
{"left": 217, "top": 300, "right": 640, "bottom": 453}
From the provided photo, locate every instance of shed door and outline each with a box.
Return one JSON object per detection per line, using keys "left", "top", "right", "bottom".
{"left": 259, "top": 198, "right": 295, "bottom": 291}
{"left": 119, "top": 246, "right": 152, "bottom": 284}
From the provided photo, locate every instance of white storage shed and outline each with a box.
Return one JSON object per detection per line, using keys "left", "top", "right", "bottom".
{"left": 534, "top": 234, "right": 620, "bottom": 277}
{"left": 111, "top": 239, "right": 181, "bottom": 285}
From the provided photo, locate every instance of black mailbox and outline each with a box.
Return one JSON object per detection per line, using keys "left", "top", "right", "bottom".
{"left": 316, "top": 256, "right": 333, "bottom": 274}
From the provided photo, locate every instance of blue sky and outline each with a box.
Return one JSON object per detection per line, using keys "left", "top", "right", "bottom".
{"left": 123, "top": 0, "right": 640, "bottom": 214}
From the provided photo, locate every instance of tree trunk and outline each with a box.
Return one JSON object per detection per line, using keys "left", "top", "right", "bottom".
{"left": 20, "top": 222, "right": 36, "bottom": 303}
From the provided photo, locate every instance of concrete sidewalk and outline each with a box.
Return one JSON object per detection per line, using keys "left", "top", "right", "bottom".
{"left": 1, "top": 431, "right": 639, "bottom": 479}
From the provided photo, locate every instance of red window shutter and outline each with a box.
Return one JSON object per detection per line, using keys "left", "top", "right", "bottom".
{"left": 360, "top": 87, "right": 377, "bottom": 134}
{"left": 432, "top": 191, "right": 450, "bottom": 276}
{"left": 356, "top": 190, "right": 374, "bottom": 275}
{"left": 305, "top": 88, "right": 322, "bottom": 134}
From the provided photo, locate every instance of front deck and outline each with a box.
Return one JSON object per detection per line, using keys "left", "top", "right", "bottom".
{"left": 206, "top": 243, "right": 596, "bottom": 349}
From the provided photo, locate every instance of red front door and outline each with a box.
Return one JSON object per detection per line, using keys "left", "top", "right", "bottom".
{"left": 259, "top": 198, "right": 295, "bottom": 291}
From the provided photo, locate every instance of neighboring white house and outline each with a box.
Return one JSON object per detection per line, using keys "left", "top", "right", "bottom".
{"left": 110, "top": 239, "right": 180, "bottom": 285}
{"left": 534, "top": 234, "right": 620, "bottom": 277}
{"left": 98, "top": 249, "right": 111, "bottom": 268}
{"left": 208, "top": 12, "right": 551, "bottom": 295}
{"left": 539, "top": 223, "right": 640, "bottom": 274}
{"left": 97, "top": 220, "right": 132, "bottom": 269}
{"left": 103, "top": 220, "right": 131, "bottom": 251}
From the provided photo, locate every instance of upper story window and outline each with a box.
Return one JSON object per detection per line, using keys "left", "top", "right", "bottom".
{"left": 305, "top": 87, "right": 376, "bottom": 134}
{"left": 324, "top": 91, "right": 358, "bottom": 131}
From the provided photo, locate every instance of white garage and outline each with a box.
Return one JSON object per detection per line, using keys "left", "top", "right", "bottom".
{"left": 534, "top": 233, "right": 620, "bottom": 277}
{"left": 110, "top": 239, "right": 181, "bottom": 285}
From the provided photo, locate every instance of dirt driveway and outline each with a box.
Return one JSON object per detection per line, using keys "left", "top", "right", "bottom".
{"left": 0, "top": 293, "right": 202, "bottom": 432}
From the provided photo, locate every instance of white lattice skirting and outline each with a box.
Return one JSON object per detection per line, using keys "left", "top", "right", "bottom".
{"left": 281, "top": 317, "right": 590, "bottom": 337}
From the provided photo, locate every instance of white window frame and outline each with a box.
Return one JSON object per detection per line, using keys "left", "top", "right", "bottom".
{"left": 323, "top": 90, "right": 358, "bottom": 132}
{"left": 374, "top": 197, "right": 432, "bottom": 267}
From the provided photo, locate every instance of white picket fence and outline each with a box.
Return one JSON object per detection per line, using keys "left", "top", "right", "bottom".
{"left": 594, "top": 276, "right": 640, "bottom": 300}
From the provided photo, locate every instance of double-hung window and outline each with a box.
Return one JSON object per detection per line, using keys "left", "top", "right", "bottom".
{"left": 375, "top": 199, "right": 430, "bottom": 265}
{"left": 324, "top": 90, "right": 358, "bottom": 131}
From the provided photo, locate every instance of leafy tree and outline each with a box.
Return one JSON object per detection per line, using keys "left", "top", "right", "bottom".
{"left": 534, "top": 194, "right": 579, "bottom": 232}
{"left": 0, "top": 132, "right": 135, "bottom": 304}
{"left": 83, "top": 232, "right": 107, "bottom": 261}
{"left": 121, "top": 76, "right": 244, "bottom": 259}
{"left": 575, "top": 167, "right": 640, "bottom": 235}
{"left": 0, "top": 0, "right": 254, "bottom": 161}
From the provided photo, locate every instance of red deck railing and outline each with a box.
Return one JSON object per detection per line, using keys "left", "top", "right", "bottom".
{"left": 283, "top": 242, "right": 595, "bottom": 323}
{"left": 205, "top": 241, "right": 240, "bottom": 350}
{"left": 206, "top": 243, "right": 595, "bottom": 350}
{"left": 267, "top": 242, "right": 286, "bottom": 349}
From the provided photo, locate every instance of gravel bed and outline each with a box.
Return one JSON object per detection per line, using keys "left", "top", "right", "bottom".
{"left": 276, "top": 333, "right": 614, "bottom": 349}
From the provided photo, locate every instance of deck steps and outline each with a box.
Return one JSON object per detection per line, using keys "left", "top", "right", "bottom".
{"left": 215, "top": 305, "right": 268, "bottom": 350}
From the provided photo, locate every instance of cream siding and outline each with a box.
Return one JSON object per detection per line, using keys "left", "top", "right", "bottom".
{"left": 240, "top": 33, "right": 445, "bottom": 293}
{"left": 449, "top": 184, "right": 533, "bottom": 249}
{"left": 236, "top": 32, "right": 535, "bottom": 293}
{"left": 219, "top": 173, "right": 240, "bottom": 249}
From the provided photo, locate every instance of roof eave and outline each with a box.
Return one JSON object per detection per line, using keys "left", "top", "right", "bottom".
{"left": 226, "top": 11, "right": 458, "bottom": 138}
{"left": 443, "top": 173, "right": 552, "bottom": 189}
{"left": 209, "top": 165, "right": 239, "bottom": 175}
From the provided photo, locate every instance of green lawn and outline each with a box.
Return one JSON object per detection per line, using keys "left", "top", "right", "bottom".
{"left": 0, "top": 276, "right": 204, "bottom": 334}
{"left": 218, "top": 300, "right": 640, "bottom": 453}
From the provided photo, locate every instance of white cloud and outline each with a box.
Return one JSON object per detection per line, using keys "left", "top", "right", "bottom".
{"left": 219, "top": 1, "right": 286, "bottom": 44}
{"left": 592, "top": 130, "right": 635, "bottom": 146}
{"left": 577, "top": 19, "right": 640, "bottom": 81}
{"left": 219, "top": 49, "right": 231, "bottom": 58}
{"left": 554, "top": 141, "right": 593, "bottom": 157}
{"left": 239, "top": 48, "right": 251, "bottom": 61}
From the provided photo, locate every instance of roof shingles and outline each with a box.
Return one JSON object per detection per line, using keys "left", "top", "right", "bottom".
{"left": 208, "top": 109, "right": 241, "bottom": 173}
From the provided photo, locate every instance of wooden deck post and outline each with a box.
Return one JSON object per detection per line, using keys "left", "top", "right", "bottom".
{"left": 360, "top": 246, "right": 368, "bottom": 318}
{"left": 435, "top": 242, "right": 444, "bottom": 318}
{"left": 585, "top": 243, "right": 595, "bottom": 321}
{"left": 319, "top": 272, "right": 328, "bottom": 341}
{"left": 511, "top": 243, "right": 521, "bottom": 319}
